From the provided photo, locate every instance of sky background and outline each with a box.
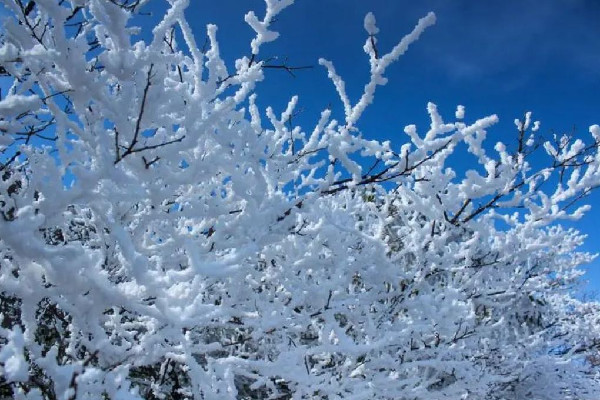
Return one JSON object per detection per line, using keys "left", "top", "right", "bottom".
{"left": 177, "top": 0, "right": 600, "bottom": 293}
{"left": 1, "top": 1, "right": 599, "bottom": 292}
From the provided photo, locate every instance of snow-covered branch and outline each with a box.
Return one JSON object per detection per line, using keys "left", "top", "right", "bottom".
{"left": 0, "top": 1, "right": 599, "bottom": 399}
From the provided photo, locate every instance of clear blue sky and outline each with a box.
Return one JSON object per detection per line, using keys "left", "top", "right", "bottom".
{"left": 177, "top": 0, "right": 600, "bottom": 293}
{"left": 2, "top": 1, "right": 600, "bottom": 292}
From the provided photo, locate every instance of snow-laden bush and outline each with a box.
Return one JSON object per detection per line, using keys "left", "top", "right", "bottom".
{"left": 0, "top": 1, "right": 599, "bottom": 399}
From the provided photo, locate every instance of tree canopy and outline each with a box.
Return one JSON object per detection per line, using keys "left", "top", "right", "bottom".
{"left": 0, "top": 1, "right": 599, "bottom": 399}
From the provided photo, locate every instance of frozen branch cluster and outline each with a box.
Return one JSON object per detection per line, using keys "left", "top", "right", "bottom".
{"left": 0, "top": 1, "right": 599, "bottom": 399}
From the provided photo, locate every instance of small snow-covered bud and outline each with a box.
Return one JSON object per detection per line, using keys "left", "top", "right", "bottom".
{"left": 455, "top": 105, "right": 465, "bottom": 119}
{"left": 364, "top": 12, "right": 379, "bottom": 35}
{"left": 590, "top": 124, "right": 600, "bottom": 141}
{"left": 526, "top": 134, "right": 535, "bottom": 147}
{"left": 524, "top": 111, "right": 532, "bottom": 129}
{"left": 544, "top": 141, "right": 558, "bottom": 157}
{"left": 514, "top": 118, "right": 522, "bottom": 129}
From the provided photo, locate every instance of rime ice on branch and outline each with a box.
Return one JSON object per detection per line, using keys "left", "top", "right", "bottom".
{"left": 0, "top": 1, "right": 600, "bottom": 399}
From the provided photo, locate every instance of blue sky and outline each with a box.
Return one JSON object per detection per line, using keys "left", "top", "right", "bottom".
{"left": 2, "top": 1, "right": 599, "bottom": 292}
{"left": 178, "top": 0, "right": 600, "bottom": 292}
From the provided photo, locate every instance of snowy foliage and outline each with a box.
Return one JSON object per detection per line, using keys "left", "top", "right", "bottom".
{"left": 0, "top": 1, "right": 600, "bottom": 399}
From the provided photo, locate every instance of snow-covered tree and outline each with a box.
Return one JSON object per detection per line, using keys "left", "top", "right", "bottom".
{"left": 0, "top": 1, "right": 599, "bottom": 399}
